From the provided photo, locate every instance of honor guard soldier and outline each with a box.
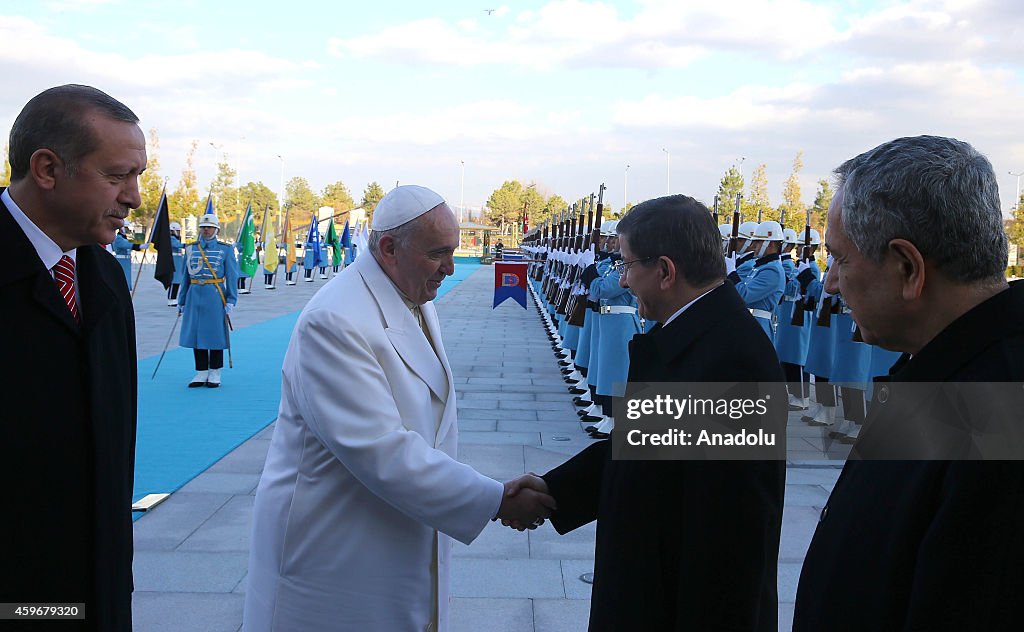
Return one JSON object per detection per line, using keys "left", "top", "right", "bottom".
{"left": 732, "top": 220, "right": 760, "bottom": 281}
{"left": 318, "top": 235, "right": 329, "bottom": 279}
{"left": 178, "top": 213, "right": 239, "bottom": 388}
{"left": 802, "top": 255, "right": 838, "bottom": 426}
{"left": 726, "top": 220, "right": 786, "bottom": 339}
{"left": 777, "top": 228, "right": 822, "bottom": 408}
{"left": 572, "top": 221, "right": 616, "bottom": 409}
{"left": 168, "top": 221, "right": 185, "bottom": 306}
{"left": 587, "top": 229, "right": 646, "bottom": 438}
{"left": 303, "top": 235, "right": 317, "bottom": 282}
{"left": 112, "top": 224, "right": 143, "bottom": 289}
{"left": 824, "top": 293, "right": 871, "bottom": 441}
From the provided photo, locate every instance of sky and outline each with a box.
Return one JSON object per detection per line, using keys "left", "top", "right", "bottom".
{"left": 2, "top": 0, "right": 1024, "bottom": 215}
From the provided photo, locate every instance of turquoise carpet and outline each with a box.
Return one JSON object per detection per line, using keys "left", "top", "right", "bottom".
{"left": 133, "top": 261, "right": 480, "bottom": 513}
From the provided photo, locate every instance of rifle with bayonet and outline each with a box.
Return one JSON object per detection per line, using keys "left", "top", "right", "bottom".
{"left": 792, "top": 208, "right": 813, "bottom": 326}
{"left": 712, "top": 195, "right": 720, "bottom": 225}
{"left": 568, "top": 187, "right": 602, "bottom": 326}
{"left": 556, "top": 203, "right": 582, "bottom": 315}
{"left": 728, "top": 193, "right": 743, "bottom": 256}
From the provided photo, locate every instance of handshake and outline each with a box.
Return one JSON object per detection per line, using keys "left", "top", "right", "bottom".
{"left": 494, "top": 473, "right": 557, "bottom": 531}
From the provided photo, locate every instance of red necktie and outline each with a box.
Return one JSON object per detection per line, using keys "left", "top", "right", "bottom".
{"left": 53, "top": 255, "right": 80, "bottom": 323}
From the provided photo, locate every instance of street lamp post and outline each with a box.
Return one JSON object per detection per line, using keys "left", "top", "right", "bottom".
{"left": 1010, "top": 171, "right": 1024, "bottom": 212}
{"left": 277, "top": 155, "right": 285, "bottom": 235}
{"left": 460, "top": 160, "right": 465, "bottom": 223}
{"left": 624, "top": 164, "right": 630, "bottom": 211}
{"left": 208, "top": 142, "right": 223, "bottom": 204}
{"left": 662, "top": 148, "right": 670, "bottom": 195}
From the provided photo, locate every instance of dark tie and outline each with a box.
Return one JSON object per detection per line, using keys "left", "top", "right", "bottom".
{"left": 53, "top": 255, "right": 80, "bottom": 323}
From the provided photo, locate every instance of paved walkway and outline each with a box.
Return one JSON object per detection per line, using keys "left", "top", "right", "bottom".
{"left": 129, "top": 263, "right": 843, "bottom": 631}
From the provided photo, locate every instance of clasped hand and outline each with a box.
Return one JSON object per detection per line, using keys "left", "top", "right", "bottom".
{"left": 495, "top": 473, "right": 557, "bottom": 531}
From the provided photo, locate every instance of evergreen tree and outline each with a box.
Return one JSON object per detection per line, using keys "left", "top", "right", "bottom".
{"left": 810, "top": 178, "right": 834, "bottom": 233}
{"left": 361, "top": 181, "right": 385, "bottom": 225}
{"left": 780, "top": 151, "right": 806, "bottom": 226}
{"left": 716, "top": 165, "right": 745, "bottom": 220}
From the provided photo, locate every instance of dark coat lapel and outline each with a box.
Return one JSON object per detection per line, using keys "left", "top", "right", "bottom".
{"left": 0, "top": 193, "right": 80, "bottom": 334}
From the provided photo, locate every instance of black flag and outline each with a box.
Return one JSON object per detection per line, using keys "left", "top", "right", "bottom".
{"left": 149, "top": 190, "right": 174, "bottom": 290}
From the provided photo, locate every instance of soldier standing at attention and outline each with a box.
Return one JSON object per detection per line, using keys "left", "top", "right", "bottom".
{"left": 178, "top": 212, "right": 239, "bottom": 388}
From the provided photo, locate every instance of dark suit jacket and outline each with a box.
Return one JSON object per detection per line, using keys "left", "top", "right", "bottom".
{"left": 0, "top": 193, "right": 137, "bottom": 631}
{"left": 544, "top": 283, "right": 786, "bottom": 631}
{"left": 794, "top": 281, "right": 1024, "bottom": 631}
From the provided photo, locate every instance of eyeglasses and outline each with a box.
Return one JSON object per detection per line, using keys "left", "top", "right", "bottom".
{"left": 612, "top": 256, "right": 657, "bottom": 275}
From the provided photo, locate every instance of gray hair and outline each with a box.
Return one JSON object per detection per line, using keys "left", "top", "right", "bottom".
{"left": 616, "top": 194, "right": 725, "bottom": 286}
{"left": 367, "top": 217, "right": 421, "bottom": 255}
{"left": 836, "top": 135, "right": 1007, "bottom": 284}
{"left": 9, "top": 84, "right": 139, "bottom": 181}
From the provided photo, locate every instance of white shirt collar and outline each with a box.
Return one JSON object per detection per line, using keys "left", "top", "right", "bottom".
{"left": 2, "top": 188, "right": 76, "bottom": 271}
{"left": 662, "top": 283, "right": 722, "bottom": 327}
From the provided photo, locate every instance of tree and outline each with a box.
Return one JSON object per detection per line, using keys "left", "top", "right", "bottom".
{"left": 237, "top": 181, "right": 280, "bottom": 233}
{"left": 169, "top": 140, "right": 201, "bottom": 224}
{"left": 0, "top": 143, "right": 11, "bottom": 187}
{"left": 210, "top": 157, "right": 239, "bottom": 219}
{"left": 716, "top": 165, "right": 745, "bottom": 219}
{"left": 361, "top": 181, "right": 385, "bottom": 225}
{"left": 485, "top": 180, "right": 525, "bottom": 235}
{"left": 134, "top": 127, "right": 164, "bottom": 227}
{"left": 321, "top": 180, "right": 355, "bottom": 213}
{"left": 539, "top": 194, "right": 567, "bottom": 225}
{"left": 779, "top": 151, "right": 805, "bottom": 226}
{"left": 810, "top": 178, "right": 834, "bottom": 233}
{"left": 745, "top": 163, "right": 775, "bottom": 223}
{"left": 1009, "top": 193, "right": 1024, "bottom": 255}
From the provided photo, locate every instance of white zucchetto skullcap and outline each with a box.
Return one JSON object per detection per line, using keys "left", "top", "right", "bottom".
{"left": 371, "top": 185, "right": 446, "bottom": 231}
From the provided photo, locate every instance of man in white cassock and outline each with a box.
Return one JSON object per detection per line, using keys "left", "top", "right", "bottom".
{"left": 243, "top": 185, "right": 554, "bottom": 632}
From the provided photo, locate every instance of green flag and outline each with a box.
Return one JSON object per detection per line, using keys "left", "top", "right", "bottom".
{"left": 238, "top": 203, "right": 259, "bottom": 278}
{"left": 326, "top": 219, "right": 342, "bottom": 265}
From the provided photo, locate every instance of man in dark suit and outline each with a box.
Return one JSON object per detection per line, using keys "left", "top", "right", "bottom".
{"left": 0, "top": 85, "right": 144, "bottom": 630}
{"left": 794, "top": 136, "right": 1024, "bottom": 630}
{"left": 508, "top": 195, "right": 786, "bottom": 630}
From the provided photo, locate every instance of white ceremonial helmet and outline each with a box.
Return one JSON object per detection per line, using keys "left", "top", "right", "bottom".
{"left": 599, "top": 220, "right": 617, "bottom": 236}
{"left": 169, "top": 221, "right": 182, "bottom": 231}
{"left": 754, "top": 220, "right": 784, "bottom": 242}
{"left": 198, "top": 214, "right": 220, "bottom": 229}
{"left": 809, "top": 228, "right": 822, "bottom": 245}
{"left": 719, "top": 224, "right": 732, "bottom": 240}
{"left": 736, "top": 221, "right": 759, "bottom": 240}
{"left": 783, "top": 228, "right": 799, "bottom": 245}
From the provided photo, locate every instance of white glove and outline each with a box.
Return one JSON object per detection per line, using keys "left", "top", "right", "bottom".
{"left": 725, "top": 254, "right": 737, "bottom": 275}
{"left": 225, "top": 303, "right": 234, "bottom": 315}
{"left": 797, "top": 261, "right": 811, "bottom": 274}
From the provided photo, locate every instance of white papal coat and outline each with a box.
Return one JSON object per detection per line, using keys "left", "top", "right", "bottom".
{"left": 244, "top": 254, "right": 504, "bottom": 632}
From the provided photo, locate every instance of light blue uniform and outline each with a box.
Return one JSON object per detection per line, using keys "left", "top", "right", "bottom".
{"left": 735, "top": 251, "right": 756, "bottom": 282}
{"left": 829, "top": 301, "right": 871, "bottom": 388}
{"left": 575, "top": 256, "right": 613, "bottom": 370}
{"left": 731, "top": 253, "right": 786, "bottom": 339}
{"left": 179, "top": 238, "right": 239, "bottom": 350}
{"left": 112, "top": 233, "right": 134, "bottom": 288}
{"left": 775, "top": 256, "right": 817, "bottom": 364}
{"left": 303, "top": 241, "right": 317, "bottom": 271}
{"left": 804, "top": 259, "right": 834, "bottom": 378}
{"left": 170, "top": 235, "right": 185, "bottom": 285}
{"left": 591, "top": 266, "right": 642, "bottom": 397}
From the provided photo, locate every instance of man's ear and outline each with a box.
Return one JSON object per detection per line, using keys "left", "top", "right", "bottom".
{"left": 888, "top": 239, "right": 925, "bottom": 300}
{"left": 29, "top": 149, "right": 62, "bottom": 191}
{"left": 658, "top": 256, "right": 677, "bottom": 291}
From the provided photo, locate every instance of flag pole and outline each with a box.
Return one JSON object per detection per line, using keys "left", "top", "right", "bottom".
{"left": 131, "top": 180, "right": 168, "bottom": 299}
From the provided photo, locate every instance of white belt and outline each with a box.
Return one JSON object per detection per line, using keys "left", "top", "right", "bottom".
{"left": 783, "top": 296, "right": 800, "bottom": 302}
{"left": 600, "top": 305, "right": 637, "bottom": 315}
{"left": 841, "top": 306, "right": 853, "bottom": 314}
{"left": 749, "top": 308, "right": 772, "bottom": 319}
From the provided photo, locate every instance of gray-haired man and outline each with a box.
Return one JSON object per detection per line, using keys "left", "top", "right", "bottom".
{"left": 794, "top": 136, "right": 1024, "bottom": 630}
